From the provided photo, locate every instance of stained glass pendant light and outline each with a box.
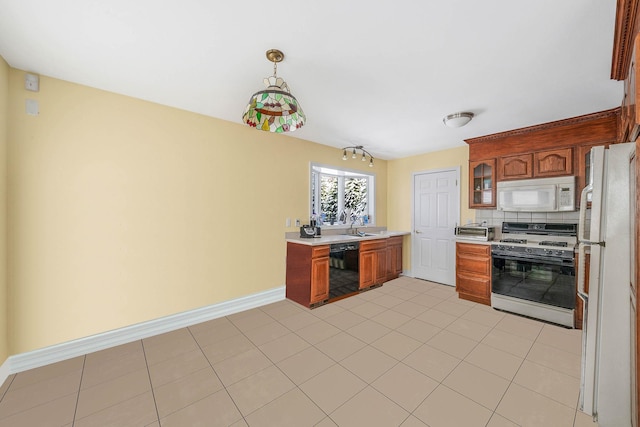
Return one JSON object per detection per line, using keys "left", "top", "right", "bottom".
{"left": 242, "top": 49, "right": 306, "bottom": 133}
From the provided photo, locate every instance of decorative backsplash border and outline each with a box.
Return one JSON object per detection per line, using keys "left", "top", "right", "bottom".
{"left": 474, "top": 209, "right": 585, "bottom": 227}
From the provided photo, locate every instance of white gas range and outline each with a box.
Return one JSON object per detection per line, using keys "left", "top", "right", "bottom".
{"left": 490, "top": 222, "right": 578, "bottom": 327}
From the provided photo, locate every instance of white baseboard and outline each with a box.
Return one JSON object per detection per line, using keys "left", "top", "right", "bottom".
{"left": 0, "top": 286, "right": 285, "bottom": 385}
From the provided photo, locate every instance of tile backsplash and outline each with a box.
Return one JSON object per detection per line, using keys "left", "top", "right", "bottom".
{"left": 474, "top": 209, "right": 584, "bottom": 227}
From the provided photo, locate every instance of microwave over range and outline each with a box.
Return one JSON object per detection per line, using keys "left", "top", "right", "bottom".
{"left": 497, "top": 176, "right": 576, "bottom": 212}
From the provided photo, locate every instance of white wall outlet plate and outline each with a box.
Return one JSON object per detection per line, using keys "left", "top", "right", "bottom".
{"left": 26, "top": 99, "right": 39, "bottom": 115}
{"left": 25, "top": 73, "right": 39, "bottom": 92}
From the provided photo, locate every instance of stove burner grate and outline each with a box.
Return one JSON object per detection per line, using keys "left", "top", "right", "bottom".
{"left": 500, "top": 238, "right": 527, "bottom": 244}
{"left": 538, "top": 241, "right": 568, "bottom": 247}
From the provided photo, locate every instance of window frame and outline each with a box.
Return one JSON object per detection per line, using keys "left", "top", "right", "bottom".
{"left": 310, "top": 162, "right": 376, "bottom": 228}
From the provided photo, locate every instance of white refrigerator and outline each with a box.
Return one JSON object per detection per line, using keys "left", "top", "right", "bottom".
{"left": 577, "top": 142, "right": 635, "bottom": 426}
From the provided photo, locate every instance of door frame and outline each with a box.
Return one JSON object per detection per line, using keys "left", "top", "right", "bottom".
{"left": 410, "top": 166, "right": 461, "bottom": 281}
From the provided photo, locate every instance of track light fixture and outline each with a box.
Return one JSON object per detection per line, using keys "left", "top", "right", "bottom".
{"left": 342, "top": 145, "right": 374, "bottom": 167}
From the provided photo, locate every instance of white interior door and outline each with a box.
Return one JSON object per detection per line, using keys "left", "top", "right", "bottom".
{"left": 411, "top": 168, "right": 459, "bottom": 286}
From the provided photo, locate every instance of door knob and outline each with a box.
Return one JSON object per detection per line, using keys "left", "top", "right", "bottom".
{"left": 415, "top": 230, "right": 422, "bottom": 233}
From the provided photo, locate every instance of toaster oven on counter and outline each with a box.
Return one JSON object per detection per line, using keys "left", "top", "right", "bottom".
{"left": 454, "top": 225, "right": 495, "bottom": 241}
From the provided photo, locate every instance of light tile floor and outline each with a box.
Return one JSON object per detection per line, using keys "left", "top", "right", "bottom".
{"left": 0, "top": 277, "right": 598, "bottom": 426}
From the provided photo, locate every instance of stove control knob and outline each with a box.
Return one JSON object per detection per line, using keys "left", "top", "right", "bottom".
{"left": 525, "top": 248, "right": 533, "bottom": 254}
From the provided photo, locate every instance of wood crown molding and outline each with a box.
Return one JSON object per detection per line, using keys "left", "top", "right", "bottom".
{"left": 611, "top": 0, "right": 640, "bottom": 80}
{"left": 464, "top": 108, "right": 620, "bottom": 144}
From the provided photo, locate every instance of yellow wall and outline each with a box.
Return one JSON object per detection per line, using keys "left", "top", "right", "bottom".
{"left": 0, "top": 58, "right": 8, "bottom": 363}
{"left": 387, "top": 145, "right": 473, "bottom": 269}
{"left": 6, "top": 69, "right": 387, "bottom": 354}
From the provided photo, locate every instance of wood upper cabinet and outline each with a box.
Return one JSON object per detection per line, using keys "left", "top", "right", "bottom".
{"left": 497, "top": 148, "right": 573, "bottom": 182}
{"left": 533, "top": 148, "right": 573, "bottom": 177}
{"left": 619, "top": 32, "right": 640, "bottom": 142}
{"left": 465, "top": 109, "right": 620, "bottom": 207}
{"left": 455, "top": 242, "right": 491, "bottom": 305}
{"left": 469, "top": 159, "right": 496, "bottom": 208}
{"left": 498, "top": 154, "right": 533, "bottom": 181}
{"left": 576, "top": 143, "right": 610, "bottom": 206}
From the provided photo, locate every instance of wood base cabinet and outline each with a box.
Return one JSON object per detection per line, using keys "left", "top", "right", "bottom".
{"left": 386, "top": 236, "right": 403, "bottom": 280}
{"left": 286, "top": 237, "right": 405, "bottom": 308}
{"left": 360, "top": 239, "right": 387, "bottom": 289}
{"left": 456, "top": 242, "right": 491, "bottom": 306}
{"left": 285, "top": 243, "right": 330, "bottom": 307}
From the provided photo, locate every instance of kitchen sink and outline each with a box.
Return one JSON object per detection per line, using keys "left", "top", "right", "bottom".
{"left": 341, "top": 232, "right": 378, "bottom": 238}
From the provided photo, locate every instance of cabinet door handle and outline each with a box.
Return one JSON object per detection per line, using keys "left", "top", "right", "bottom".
{"left": 415, "top": 230, "right": 422, "bottom": 234}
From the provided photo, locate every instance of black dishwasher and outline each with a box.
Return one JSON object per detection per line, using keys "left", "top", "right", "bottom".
{"left": 329, "top": 242, "right": 360, "bottom": 299}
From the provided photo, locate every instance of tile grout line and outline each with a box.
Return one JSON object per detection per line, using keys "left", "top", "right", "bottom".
{"left": 186, "top": 323, "right": 248, "bottom": 426}
{"left": 70, "top": 355, "right": 87, "bottom": 427}
{"left": 221, "top": 308, "right": 371, "bottom": 423}
{"left": 140, "top": 339, "right": 162, "bottom": 426}
{"left": 244, "top": 329, "right": 334, "bottom": 424}
{"left": 403, "top": 308, "right": 492, "bottom": 422}
{"left": 0, "top": 373, "right": 16, "bottom": 404}
{"left": 390, "top": 290, "right": 526, "bottom": 424}
{"left": 336, "top": 285, "right": 465, "bottom": 425}
{"left": 485, "top": 316, "right": 547, "bottom": 426}
{"left": 237, "top": 314, "right": 339, "bottom": 422}
{"left": 64, "top": 348, "right": 154, "bottom": 424}
{"left": 418, "top": 293, "right": 522, "bottom": 425}
{"left": 298, "top": 285, "right": 462, "bottom": 425}
{"left": 275, "top": 286, "right": 564, "bottom": 426}
{"left": 202, "top": 294, "right": 428, "bottom": 422}
{"left": 302, "top": 283, "right": 568, "bottom": 425}
{"left": 259, "top": 300, "right": 398, "bottom": 423}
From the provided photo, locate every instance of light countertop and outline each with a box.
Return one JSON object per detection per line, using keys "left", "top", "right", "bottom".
{"left": 286, "top": 231, "right": 410, "bottom": 246}
{"left": 455, "top": 238, "right": 493, "bottom": 245}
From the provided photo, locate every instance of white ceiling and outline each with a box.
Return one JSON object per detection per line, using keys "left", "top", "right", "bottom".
{"left": 0, "top": 0, "right": 623, "bottom": 160}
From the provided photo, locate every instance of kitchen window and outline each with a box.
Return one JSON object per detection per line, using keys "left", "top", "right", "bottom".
{"left": 310, "top": 163, "right": 375, "bottom": 227}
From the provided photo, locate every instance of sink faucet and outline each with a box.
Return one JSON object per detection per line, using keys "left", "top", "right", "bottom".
{"left": 349, "top": 216, "right": 365, "bottom": 235}
{"left": 349, "top": 222, "right": 359, "bottom": 235}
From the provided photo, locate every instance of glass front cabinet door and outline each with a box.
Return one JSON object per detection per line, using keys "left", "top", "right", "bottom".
{"left": 469, "top": 159, "right": 496, "bottom": 208}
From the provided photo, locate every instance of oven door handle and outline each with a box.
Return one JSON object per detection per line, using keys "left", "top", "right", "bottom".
{"left": 492, "top": 253, "right": 574, "bottom": 267}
